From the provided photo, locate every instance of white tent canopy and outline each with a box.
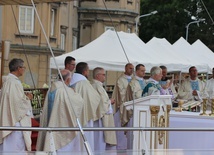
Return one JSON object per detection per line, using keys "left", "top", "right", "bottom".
{"left": 50, "top": 30, "right": 163, "bottom": 72}
{"left": 146, "top": 37, "right": 192, "bottom": 72}
{"left": 172, "top": 37, "right": 209, "bottom": 73}
{"left": 192, "top": 39, "right": 214, "bottom": 73}
{"left": 51, "top": 30, "right": 145, "bottom": 71}
{"left": 50, "top": 30, "right": 203, "bottom": 73}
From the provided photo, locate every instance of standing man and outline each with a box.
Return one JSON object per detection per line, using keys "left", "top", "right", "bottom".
{"left": 206, "top": 67, "right": 214, "bottom": 108}
{"left": 206, "top": 67, "right": 214, "bottom": 97}
{"left": 178, "top": 66, "right": 207, "bottom": 109}
{"left": 36, "top": 69, "right": 84, "bottom": 153}
{"left": 142, "top": 66, "right": 166, "bottom": 96}
{"left": 122, "top": 64, "right": 147, "bottom": 125}
{"left": 91, "top": 67, "right": 117, "bottom": 151}
{"left": 128, "top": 64, "right": 147, "bottom": 100}
{"left": 112, "top": 63, "right": 134, "bottom": 150}
{"left": 0, "top": 58, "right": 33, "bottom": 152}
{"left": 122, "top": 64, "right": 146, "bottom": 149}
{"left": 70, "top": 62, "right": 100, "bottom": 151}
{"left": 159, "top": 65, "right": 177, "bottom": 99}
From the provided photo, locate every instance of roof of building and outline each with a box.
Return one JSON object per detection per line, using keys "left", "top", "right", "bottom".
{"left": 0, "top": 0, "right": 70, "bottom": 5}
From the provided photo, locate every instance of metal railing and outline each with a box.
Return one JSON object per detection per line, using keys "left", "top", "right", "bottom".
{"left": 1, "top": 127, "right": 214, "bottom": 155}
{"left": 1, "top": 126, "right": 214, "bottom": 132}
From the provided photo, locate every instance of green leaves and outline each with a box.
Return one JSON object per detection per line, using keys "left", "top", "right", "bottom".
{"left": 139, "top": 0, "right": 214, "bottom": 50}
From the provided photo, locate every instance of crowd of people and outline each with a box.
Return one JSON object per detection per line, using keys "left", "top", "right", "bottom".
{"left": 0, "top": 57, "right": 213, "bottom": 153}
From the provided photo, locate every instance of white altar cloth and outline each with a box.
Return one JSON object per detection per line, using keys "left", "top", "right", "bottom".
{"left": 169, "top": 110, "right": 214, "bottom": 150}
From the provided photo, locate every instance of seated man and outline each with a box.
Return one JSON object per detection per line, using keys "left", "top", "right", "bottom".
{"left": 142, "top": 66, "right": 166, "bottom": 96}
{"left": 177, "top": 66, "right": 207, "bottom": 110}
{"left": 36, "top": 69, "right": 84, "bottom": 153}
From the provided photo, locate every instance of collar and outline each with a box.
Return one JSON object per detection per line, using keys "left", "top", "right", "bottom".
{"left": 124, "top": 74, "right": 132, "bottom": 80}
{"left": 148, "top": 77, "right": 159, "bottom": 84}
{"left": 135, "top": 75, "right": 143, "bottom": 81}
{"left": 189, "top": 77, "right": 199, "bottom": 82}
{"left": 9, "top": 73, "right": 19, "bottom": 80}
{"left": 93, "top": 79, "right": 103, "bottom": 86}
{"left": 70, "top": 73, "right": 87, "bottom": 85}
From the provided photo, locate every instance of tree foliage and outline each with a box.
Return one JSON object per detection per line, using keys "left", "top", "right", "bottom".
{"left": 139, "top": 0, "right": 214, "bottom": 50}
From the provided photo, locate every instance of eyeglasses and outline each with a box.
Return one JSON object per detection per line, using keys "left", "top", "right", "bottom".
{"left": 69, "top": 63, "right": 76, "bottom": 66}
{"left": 98, "top": 73, "right": 106, "bottom": 76}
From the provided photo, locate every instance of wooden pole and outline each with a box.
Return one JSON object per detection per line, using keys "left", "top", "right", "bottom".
{"left": 0, "top": 41, "right": 5, "bottom": 88}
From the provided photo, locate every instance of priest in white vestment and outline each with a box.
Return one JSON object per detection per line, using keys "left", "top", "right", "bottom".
{"left": 111, "top": 63, "right": 134, "bottom": 150}
{"left": 206, "top": 70, "right": 214, "bottom": 98}
{"left": 205, "top": 67, "right": 214, "bottom": 108}
{"left": 0, "top": 58, "right": 33, "bottom": 153}
{"left": 122, "top": 64, "right": 147, "bottom": 126}
{"left": 70, "top": 62, "right": 100, "bottom": 151}
{"left": 178, "top": 66, "right": 207, "bottom": 110}
{"left": 36, "top": 69, "right": 84, "bottom": 153}
{"left": 122, "top": 64, "right": 146, "bottom": 149}
{"left": 91, "top": 67, "right": 117, "bottom": 151}
{"left": 142, "top": 66, "right": 166, "bottom": 96}
{"left": 159, "top": 65, "right": 177, "bottom": 99}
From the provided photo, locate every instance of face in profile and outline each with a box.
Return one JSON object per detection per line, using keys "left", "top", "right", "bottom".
{"left": 84, "top": 65, "right": 90, "bottom": 78}
{"left": 153, "top": 69, "right": 163, "bottom": 81}
{"left": 18, "top": 63, "right": 26, "bottom": 77}
{"left": 156, "top": 70, "right": 163, "bottom": 81}
{"left": 97, "top": 70, "right": 106, "bottom": 83}
{"left": 162, "top": 69, "right": 167, "bottom": 78}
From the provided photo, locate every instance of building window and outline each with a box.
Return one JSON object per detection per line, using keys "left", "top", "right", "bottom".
{"left": 105, "top": 26, "right": 115, "bottom": 31}
{"left": 105, "top": 0, "right": 119, "bottom": 2}
{"left": 50, "top": 8, "right": 57, "bottom": 37}
{"left": 82, "top": 0, "right": 96, "bottom": 1}
{"left": 127, "top": 0, "right": 133, "bottom": 4}
{"left": 74, "top": 0, "right": 78, "bottom": 7}
{"left": 72, "top": 36, "right": 77, "bottom": 51}
{"left": 60, "top": 34, "right": 65, "bottom": 50}
{"left": 19, "top": 6, "right": 34, "bottom": 34}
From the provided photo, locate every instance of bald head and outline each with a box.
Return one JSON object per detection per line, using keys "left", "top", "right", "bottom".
{"left": 125, "top": 63, "right": 134, "bottom": 76}
{"left": 59, "top": 69, "right": 71, "bottom": 86}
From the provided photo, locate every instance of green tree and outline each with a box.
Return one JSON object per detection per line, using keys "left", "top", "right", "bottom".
{"left": 139, "top": 0, "right": 214, "bottom": 50}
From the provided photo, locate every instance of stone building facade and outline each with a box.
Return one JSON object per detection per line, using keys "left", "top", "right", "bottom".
{"left": 79, "top": 0, "right": 140, "bottom": 46}
{"left": 0, "top": 2, "right": 77, "bottom": 87}
{"left": 0, "top": 0, "right": 140, "bottom": 87}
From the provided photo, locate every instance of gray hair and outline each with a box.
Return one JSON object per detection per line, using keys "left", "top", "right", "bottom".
{"left": 93, "top": 67, "right": 104, "bottom": 79}
{"left": 150, "top": 66, "right": 162, "bottom": 76}
{"left": 9, "top": 58, "right": 24, "bottom": 72}
{"left": 59, "top": 69, "right": 71, "bottom": 81}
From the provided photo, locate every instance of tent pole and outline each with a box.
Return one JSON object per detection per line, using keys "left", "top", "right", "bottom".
{"left": 0, "top": 41, "right": 5, "bottom": 88}
{"left": 30, "top": 0, "right": 93, "bottom": 154}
